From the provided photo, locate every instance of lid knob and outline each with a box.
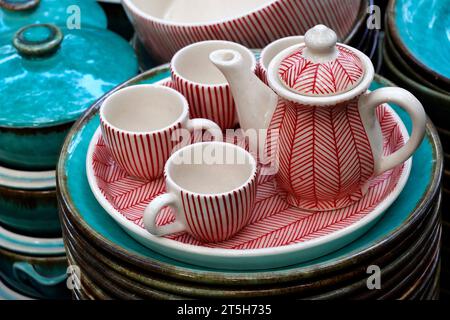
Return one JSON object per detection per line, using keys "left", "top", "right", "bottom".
{"left": 303, "top": 24, "right": 338, "bottom": 63}
{"left": 13, "top": 24, "right": 63, "bottom": 58}
{"left": 0, "top": 0, "right": 40, "bottom": 11}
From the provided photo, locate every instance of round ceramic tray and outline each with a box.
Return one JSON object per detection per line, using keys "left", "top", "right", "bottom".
{"left": 387, "top": 0, "right": 450, "bottom": 87}
{"left": 57, "top": 68, "right": 443, "bottom": 283}
{"left": 86, "top": 104, "right": 411, "bottom": 270}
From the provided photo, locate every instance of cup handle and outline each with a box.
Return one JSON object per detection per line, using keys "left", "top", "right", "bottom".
{"left": 186, "top": 118, "right": 223, "bottom": 141}
{"left": 144, "top": 193, "right": 186, "bottom": 236}
{"left": 359, "top": 87, "right": 426, "bottom": 175}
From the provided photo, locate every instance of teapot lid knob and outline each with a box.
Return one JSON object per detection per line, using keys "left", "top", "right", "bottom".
{"left": 13, "top": 23, "right": 63, "bottom": 58}
{"left": 303, "top": 24, "right": 338, "bottom": 63}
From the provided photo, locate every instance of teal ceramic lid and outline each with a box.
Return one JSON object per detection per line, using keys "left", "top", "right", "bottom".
{"left": 0, "top": 0, "right": 107, "bottom": 33}
{"left": 392, "top": 0, "right": 450, "bottom": 81}
{"left": 0, "top": 23, "right": 138, "bottom": 128}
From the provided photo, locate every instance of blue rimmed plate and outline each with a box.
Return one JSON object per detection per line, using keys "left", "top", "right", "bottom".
{"left": 387, "top": 0, "right": 450, "bottom": 86}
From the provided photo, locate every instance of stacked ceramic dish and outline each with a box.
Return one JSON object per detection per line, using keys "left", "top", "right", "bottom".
{"left": 0, "top": 0, "right": 139, "bottom": 299}
{"left": 384, "top": 0, "right": 450, "bottom": 298}
{"left": 58, "top": 24, "right": 442, "bottom": 298}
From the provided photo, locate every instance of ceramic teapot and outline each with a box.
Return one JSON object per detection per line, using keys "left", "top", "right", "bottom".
{"left": 210, "top": 25, "right": 426, "bottom": 211}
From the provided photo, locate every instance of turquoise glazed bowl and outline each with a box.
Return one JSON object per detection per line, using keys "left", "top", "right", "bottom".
{"left": 57, "top": 65, "right": 442, "bottom": 285}
{"left": 0, "top": 0, "right": 107, "bottom": 33}
{"left": 0, "top": 246, "right": 69, "bottom": 299}
{"left": 387, "top": 0, "right": 450, "bottom": 87}
{"left": 0, "top": 23, "right": 138, "bottom": 170}
{"left": 0, "top": 166, "right": 59, "bottom": 237}
{"left": 382, "top": 43, "right": 450, "bottom": 131}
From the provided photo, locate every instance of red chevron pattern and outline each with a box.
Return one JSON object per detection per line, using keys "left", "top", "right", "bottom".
{"left": 278, "top": 46, "right": 364, "bottom": 95}
{"left": 92, "top": 104, "right": 406, "bottom": 249}
{"left": 171, "top": 67, "right": 238, "bottom": 130}
{"left": 178, "top": 174, "right": 257, "bottom": 242}
{"left": 124, "top": 0, "right": 361, "bottom": 62}
{"left": 100, "top": 120, "right": 181, "bottom": 180}
{"left": 272, "top": 97, "right": 375, "bottom": 210}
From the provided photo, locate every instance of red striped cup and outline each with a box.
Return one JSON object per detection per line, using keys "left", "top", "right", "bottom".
{"left": 171, "top": 41, "right": 256, "bottom": 130}
{"left": 144, "top": 142, "right": 257, "bottom": 243}
{"left": 100, "top": 85, "right": 223, "bottom": 180}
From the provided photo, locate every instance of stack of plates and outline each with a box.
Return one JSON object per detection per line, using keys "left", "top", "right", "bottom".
{"left": 384, "top": 0, "right": 450, "bottom": 297}
{"left": 0, "top": 0, "right": 139, "bottom": 299}
{"left": 57, "top": 66, "right": 443, "bottom": 299}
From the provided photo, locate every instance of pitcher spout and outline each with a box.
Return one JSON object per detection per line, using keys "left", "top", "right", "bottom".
{"left": 209, "top": 49, "right": 278, "bottom": 152}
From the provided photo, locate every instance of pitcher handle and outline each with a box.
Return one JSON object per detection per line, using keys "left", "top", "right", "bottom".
{"left": 359, "top": 87, "right": 426, "bottom": 175}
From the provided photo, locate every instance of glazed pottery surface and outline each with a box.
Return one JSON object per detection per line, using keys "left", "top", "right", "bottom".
{"left": 123, "top": 0, "right": 362, "bottom": 62}
{"left": 0, "top": 163, "right": 59, "bottom": 236}
{"left": 388, "top": 0, "right": 450, "bottom": 85}
{"left": 0, "top": 223, "right": 64, "bottom": 256}
{"left": 211, "top": 26, "right": 426, "bottom": 210}
{"left": 87, "top": 102, "right": 411, "bottom": 269}
{"left": 57, "top": 66, "right": 442, "bottom": 277}
{"left": 384, "top": 27, "right": 448, "bottom": 95}
{"left": 0, "top": 278, "right": 33, "bottom": 300}
{"left": 0, "top": 246, "right": 69, "bottom": 299}
{"left": 0, "top": 24, "right": 138, "bottom": 170}
{"left": 60, "top": 195, "right": 440, "bottom": 298}
{"left": 0, "top": 0, "right": 107, "bottom": 33}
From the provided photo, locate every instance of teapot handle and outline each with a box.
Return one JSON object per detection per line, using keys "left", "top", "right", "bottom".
{"left": 359, "top": 87, "right": 426, "bottom": 176}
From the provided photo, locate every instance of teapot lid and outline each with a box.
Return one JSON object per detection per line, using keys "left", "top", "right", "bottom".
{"left": 278, "top": 25, "right": 364, "bottom": 97}
{"left": 0, "top": 24, "right": 138, "bottom": 128}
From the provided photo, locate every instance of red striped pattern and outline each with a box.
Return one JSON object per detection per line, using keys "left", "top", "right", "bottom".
{"left": 100, "top": 121, "right": 181, "bottom": 180}
{"left": 271, "top": 97, "right": 375, "bottom": 210}
{"left": 171, "top": 68, "right": 238, "bottom": 130}
{"left": 92, "top": 104, "right": 406, "bottom": 249}
{"left": 256, "top": 61, "right": 269, "bottom": 85}
{"left": 278, "top": 46, "right": 364, "bottom": 95}
{"left": 124, "top": 0, "right": 361, "bottom": 62}
{"left": 179, "top": 174, "right": 257, "bottom": 242}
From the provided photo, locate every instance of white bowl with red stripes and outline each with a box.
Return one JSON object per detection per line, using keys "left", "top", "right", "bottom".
{"left": 87, "top": 101, "right": 412, "bottom": 270}
{"left": 122, "top": 0, "right": 363, "bottom": 62}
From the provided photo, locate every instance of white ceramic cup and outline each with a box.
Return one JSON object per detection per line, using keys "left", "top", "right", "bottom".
{"left": 171, "top": 40, "right": 256, "bottom": 130}
{"left": 100, "top": 85, "right": 223, "bottom": 180}
{"left": 144, "top": 142, "right": 257, "bottom": 243}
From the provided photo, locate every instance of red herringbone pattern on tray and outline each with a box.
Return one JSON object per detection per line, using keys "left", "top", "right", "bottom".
{"left": 92, "top": 104, "right": 405, "bottom": 249}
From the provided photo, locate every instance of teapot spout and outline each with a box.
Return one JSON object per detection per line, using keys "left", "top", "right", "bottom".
{"left": 210, "top": 49, "right": 278, "bottom": 151}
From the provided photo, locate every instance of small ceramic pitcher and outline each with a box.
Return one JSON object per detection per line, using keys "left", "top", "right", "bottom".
{"left": 210, "top": 25, "right": 426, "bottom": 211}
